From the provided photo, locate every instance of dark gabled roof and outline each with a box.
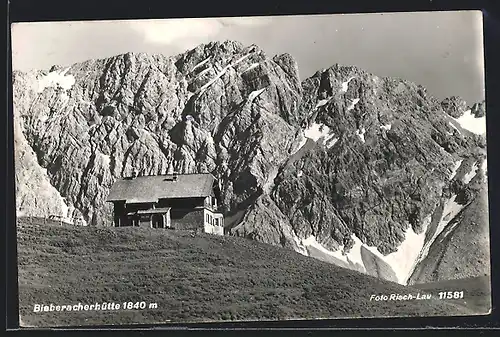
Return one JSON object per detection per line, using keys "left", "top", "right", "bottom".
{"left": 106, "top": 173, "right": 216, "bottom": 203}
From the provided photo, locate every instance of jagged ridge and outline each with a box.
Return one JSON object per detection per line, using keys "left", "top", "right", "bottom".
{"left": 13, "top": 40, "right": 489, "bottom": 285}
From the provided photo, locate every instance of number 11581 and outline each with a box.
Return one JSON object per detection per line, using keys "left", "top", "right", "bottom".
{"left": 438, "top": 291, "right": 464, "bottom": 300}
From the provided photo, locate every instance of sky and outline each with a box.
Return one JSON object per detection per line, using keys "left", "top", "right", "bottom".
{"left": 11, "top": 11, "right": 485, "bottom": 104}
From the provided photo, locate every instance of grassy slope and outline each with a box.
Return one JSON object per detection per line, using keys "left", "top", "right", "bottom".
{"left": 17, "top": 217, "right": 477, "bottom": 328}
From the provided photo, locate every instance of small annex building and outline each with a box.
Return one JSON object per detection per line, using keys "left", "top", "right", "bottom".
{"left": 106, "top": 172, "right": 224, "bottom": 235}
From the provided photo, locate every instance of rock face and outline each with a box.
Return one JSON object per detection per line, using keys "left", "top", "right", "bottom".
{"left": 470, "top": 100, "right": 486, "bottom": 118}
{"left": 441, "top": 96, "right": 468, "bottom": 118}
{"left": 13, "top": 40, "right": 490, "bottom": 285}
{"left": 13, "top": 42, "right": 301, "bottom": 227}
{"left": 407, "top": 168, "right": 490, "bottom": 284}
{"left": 13, "top": 109, "right": 70, "bottom": 219}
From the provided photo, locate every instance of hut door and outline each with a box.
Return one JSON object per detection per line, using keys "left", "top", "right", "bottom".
{"left": 152, "top": 214, "right": 164, "bottom": 228}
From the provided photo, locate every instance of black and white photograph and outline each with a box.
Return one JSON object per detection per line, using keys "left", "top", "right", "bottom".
{"left": 11, "top": 11, "right": 491, "bottom": 327}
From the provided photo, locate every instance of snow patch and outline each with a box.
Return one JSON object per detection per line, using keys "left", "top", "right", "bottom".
{"left": 59, "top": 67, "right": 70, "bottom": 76}
{"left": 199, "top": 53, "right": 252, "bottom": 94}
{"left": 415, "top": 195, "right": 465, "bottom": 269}
{"left": 383, "top": 223, "right": 428, "bottom": 285}
{"left": 336, "top": 221, "right": 430, "bottom": 285}
{"left": 439, "top": 221, "right": 460, "bottom": 243}
{"left": 304, "top": 123, "right": 331, "bottom": 142}
{"left": 344, "top": 235, "right": 365, "bottom": 269}
{"left": 324, "top": 136, "right": 339, "bottom": 149}
{"left": 233, "top": 53, "right": 253, "bottom": 66}
{"left": 247, "top": 88, "right": 266, "bottom": 102}
{"left": 60, "top": 91, "right": 69, "bottom": 103}
{"left": 301, "top": 234, "right": 366, "bottom": 274}
{"left": 448, "top": 121, "right": 462, "bottom": 134}
{"left": 199, "top": 69, "right": 227, "bottom": 93}
{"left": 100, "top": 152, "right": 111, "bottom": 167}
{"left": 449, "top": 160, "right": 463, "bottom": 180}
{"left": 463, "top": 162, "right": 479, "bottom": 184}
{"left": 295, "top": 227, "right": 429, "bottom": 285}
{"left": 192, "top": 57, "right": 211, "bottom": 72}
{"left": 301, "top": 236, "right": 349, "bottom": 263}
{"left": 291, "top": 232, "right": 309, "bottom": 256}
{"left": 39, "top": 113, "right": 49, "bottom": 123}
{"left": 340, "top": 76, "right": 355, "bottom": 93}
{"left": 345, "top": 222, "right": 428, "bottom": 285}
{"left": 481, "top": 159, "right": 488, "bottom": 176}
{"left": 439, "top": 196, "right": 464, "bottom": 233}
{"left": 361, "top": 243, "right": 386, "bottom": 261}
{"left": 303, "top": 123, "right": 338, "bottom": 148}
{"left": 346, "top": 98, "right": 360, "bottom": 111}
{"left": 355, "top": 127, "right": 366, "bottom": 143}
{"left": 242, "top": 62, "right": 259, "bottom": 73}
{"left": 452, "top": 109, "right": 487, "bottom": 135}
{"left": 296, "top": 134, "right": 308, "bottom": 149}
{"left": 380, "top": 124, "right": 392, "bottom": 131}
{"left": 289, "top": 212, "right": 442, "bottom": 285}
{"left": 196, "top": 66, "right": 212, "bottom": 77}
{"left": 315, "top": 98, "right": 331, "bottom": 109}
{"left": 37, "top": 68, "right": 75, "bottom": 93}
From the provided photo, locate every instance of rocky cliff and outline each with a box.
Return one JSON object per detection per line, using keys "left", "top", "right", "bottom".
{"left": 12, "top": 40, "right": 490, "bottom": 285}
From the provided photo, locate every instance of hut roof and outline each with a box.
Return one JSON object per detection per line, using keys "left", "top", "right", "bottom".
{"left": 107, "top": 173, "right": 216, "bottom": 203}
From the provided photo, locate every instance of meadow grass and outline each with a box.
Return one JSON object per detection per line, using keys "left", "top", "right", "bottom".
{"left": 17, "top": 217, "right": 478, "bottom": 327}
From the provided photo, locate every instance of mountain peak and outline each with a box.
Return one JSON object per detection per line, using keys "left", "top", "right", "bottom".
{"left": 13, "top": 38, "right": 489, "bottom": 287}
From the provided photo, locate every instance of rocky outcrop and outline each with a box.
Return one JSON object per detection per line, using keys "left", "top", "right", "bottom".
{"left": 14, "top": 41, "right": 302, "bottom": 226}
{"left": 14, "top": 112, "right": 70, "bottom": 219}
{"left": 470, "top": 100, "right": 486, "bottom": 118}
{"left": 441, "top": 96, "right": 468, "bottom": 118}
{"left": 407, "top": 165, "right": 490, "bottom": 284}
{"left": 13, "top": 71, "right": 80, "bottom": 221}
{"left": 13, "top": 40, "right": 489, "bottom": 285}
{"left": 271, "top": 66, "right": 484, "bottom": 254}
